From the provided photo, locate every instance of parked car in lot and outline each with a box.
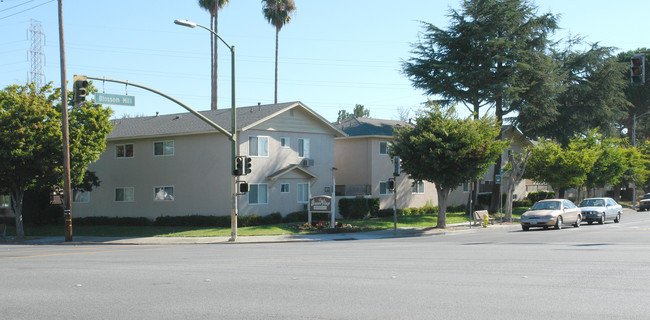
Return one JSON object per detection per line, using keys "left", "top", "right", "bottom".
{"left": 638, "top": 193, "right": 650, "bottom": 211}
{"left": 520, "top": 199, "right": 582, "bottom": 231}
{"left": 578, "top": 197, "right": 621, "bottom": 224}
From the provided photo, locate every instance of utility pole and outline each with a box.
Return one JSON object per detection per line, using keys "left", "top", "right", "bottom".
{"left": 57, "top": 0, "right": 72, "bottom": 242}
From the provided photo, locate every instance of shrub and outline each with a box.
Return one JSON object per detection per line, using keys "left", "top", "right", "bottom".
{"left": 446, "top": 204, "right": 465, "bottom": 213}
{"left": 74, "top": 216, "right": 152, "bottom": 226}
{"left": 281, "top": 211, "right": 328, "bottom": 223}
{"left": 512, "top": 200, "right": 532, "bottom": 208}
{"left": 263, "top": 212, "right": 283, "bottom": 225}
{"left": 527, "top": 190, "right": 555, "bottom": 203}
{"left": 339, "top": 198, "right": 372, "bottom": 219}
{"left": 367, "top": 198, "right": 380, "bottom": 217}
{"left": 154, "top": 215, "right": 229, "bottom": 227}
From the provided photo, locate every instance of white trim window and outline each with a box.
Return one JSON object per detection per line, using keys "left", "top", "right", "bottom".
{"left": 154, "top": 141, "right": 174, "bottom": 156}
{"left": 72, "top": 190, "right": 90, "bottom": 203}
{"left": 463, "top": 182, "right": 470, "bottom": 193}
{"left": 154, "top": 186, "right": 175, "bottom": 201}
{"left": 115, "top": 187, "right": 135, "bottom": 202}
{"left": 115, "top": 143, "right": 134, "bottom": 159}
{"left": 280, "top": 137, "right": 290, "bottom": 148}
{"left": 280, "top": 183, "right": 290, "bottom": 193}
{"left": 0, "top": 194, "right": 10, "bottom": 207}
{"left": 379, "top": 141, "right": 392, "bottom": 155}
{"left": 249, "top": 136, "right": 269, "bottom": 157}
{"left": 379, "top": 181, "right": 394, "bottom": 195}
{"left": 297, "top": 183, "right": 309, "bottom": 203}
{"left": 412, "top": 181, "right": 425, "bottom": 194}
{"left": 297, "top": 138, "right": 310, "bottom": 158}
{"left": 249, "top": 184, "right": 268, "bottom": 204}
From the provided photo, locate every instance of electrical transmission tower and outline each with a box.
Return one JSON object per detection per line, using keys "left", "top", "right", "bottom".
{"left": 29, "top": 19, "right": 46, "bottom": 89}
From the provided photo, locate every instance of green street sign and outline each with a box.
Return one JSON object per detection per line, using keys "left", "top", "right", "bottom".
{"left": 95, "top": 93, "right": 135, "bottom": 106}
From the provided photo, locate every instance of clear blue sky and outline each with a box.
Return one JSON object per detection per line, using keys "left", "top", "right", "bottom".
{"left": 1, "top": 0, "right": 648, "bottom": 122}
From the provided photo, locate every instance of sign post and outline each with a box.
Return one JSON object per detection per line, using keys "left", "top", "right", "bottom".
{"left": 309, "top": 196, "right": 333, "bottom": 227}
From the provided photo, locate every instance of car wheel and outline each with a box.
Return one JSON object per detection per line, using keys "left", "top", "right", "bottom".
{"left": 615, "top": 213, "right": 621, "bottom": 223}
{"left": 555, "top": 216, "right": 563, "bottom": 230}
{"left": 574, "top": 215, "right": 581, "bottom": 228}
{"left": 522, "top": 225, "right": 529, "bottom": 231}
{"left": 599, "top": 214, "right": 605, "bottom": 225}
{"left": 588, "top": 221, "right": 593, "bottom": 225}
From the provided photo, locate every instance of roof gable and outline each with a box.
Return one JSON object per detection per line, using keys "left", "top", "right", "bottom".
{"left": 107, "top": 102, "right": 344, "bottom": 140}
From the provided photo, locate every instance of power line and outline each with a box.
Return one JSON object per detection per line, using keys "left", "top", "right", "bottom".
{"left": 0, "top": 0, "right": 53, "bottom": 21}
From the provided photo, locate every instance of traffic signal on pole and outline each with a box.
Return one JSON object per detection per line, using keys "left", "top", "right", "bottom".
{"left": 73, "top": 75, "right": 88, "bottom": 103}
{"left": 234, "top": 156, "right": 244, "bottom": 176}
{"left": 239, "top": 182, "right": 249, "bottom": 193}
{"left": 631, "top": 53, "right": 645, "bottom": 87}
{"left": 244, "top": 156, "right": 252, "bottom": 175}
{"left": 387, "top": 178, "right": 395, "bottom": 190}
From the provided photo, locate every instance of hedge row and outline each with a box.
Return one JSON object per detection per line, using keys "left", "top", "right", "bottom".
{"left": 70, "top": 211, "right": 322, "bottom": 228}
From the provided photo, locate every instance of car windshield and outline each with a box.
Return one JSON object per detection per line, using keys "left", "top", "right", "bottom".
{"left": 532, "top": 201, "right": 560, "bottom": 210}
{"left": 644, "top": 194, "right": 650, "bottom": 200}
{"left": 580, "top": 199, "right": 605, "bottom": 207}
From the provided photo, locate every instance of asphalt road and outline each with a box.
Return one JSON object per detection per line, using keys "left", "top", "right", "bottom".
{"left": 2, "top": 211, "right": 650, "bottom": 320}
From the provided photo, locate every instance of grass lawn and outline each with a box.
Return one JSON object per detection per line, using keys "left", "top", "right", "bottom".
{"left": 3, "top": 208, "right": 526, "bottom": 238}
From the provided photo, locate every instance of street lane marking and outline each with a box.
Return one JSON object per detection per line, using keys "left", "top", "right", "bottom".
{"left": 0, "top": 247, "right": 167, "bottom": 260}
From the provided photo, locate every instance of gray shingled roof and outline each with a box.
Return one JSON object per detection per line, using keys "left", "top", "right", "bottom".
{"left": 107, "top": 101, "right": 302, "bottom": 140}
{"left": 333, "top": 117, "right": 409, "bottom": 137}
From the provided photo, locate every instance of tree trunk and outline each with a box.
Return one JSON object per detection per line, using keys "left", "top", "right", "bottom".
{"left": 436, "top": 187, "right": 450, "bottom": 228}
{"left": 274, "top": 27, "right": 279, "bottom": 104}
{"left": 10, "top": 187, "right": 24, "bottom": 239}
{"left": 490, "top": 95, "right": 504, "bottom": 213}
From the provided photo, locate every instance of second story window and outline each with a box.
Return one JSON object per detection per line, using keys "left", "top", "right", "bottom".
{"left": 379, "top": 141, "right": 392, "bottom": 155}
{"left": 249, "top": 136, "right": 269, "bottom": 157}
{"left": 154, "top": 141, "right": 174, "bottom": 156}
{"left": 280, "top": 137, "right": 290, "bottom": 148}
{"left": 115, "top": 143, "right": 134, "bottom": 159}
{"left": 298, "top": 138, "right": 310, "bottom": 158}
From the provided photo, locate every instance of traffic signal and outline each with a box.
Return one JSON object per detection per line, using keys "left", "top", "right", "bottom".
{"left": 239, "top": 182, "right": 249, "bottom": 193}
{"left": 387, "top": 178, "right": 395, "bottom": 190}
{"left": 73, "top": 75, "right": 88, "bottom": 103}
{"left": 234, "top": 156, "right": 244, "bottom": 176}
{"left": 631, "top": 53, "right": 645, "bottom": 87}
{"left": 244, "top": 156, "right": 252, "bottom": 175}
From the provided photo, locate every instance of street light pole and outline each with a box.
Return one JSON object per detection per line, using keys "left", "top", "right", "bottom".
{"left": 175, "top": 19, "right": 238, "bottom": 241}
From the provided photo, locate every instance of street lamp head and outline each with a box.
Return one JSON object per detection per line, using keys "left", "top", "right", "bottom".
{"left": 174, "top": 19, "right": 197, "bottom": 28}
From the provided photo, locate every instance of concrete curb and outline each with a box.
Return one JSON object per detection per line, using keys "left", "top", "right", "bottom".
{"left": 2, "top": 222, "right": 521, "bottom": 245}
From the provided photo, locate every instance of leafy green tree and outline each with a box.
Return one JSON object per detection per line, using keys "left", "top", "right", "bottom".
{"left": 391, "top": 105, "right": 508, "bottom": 228}
{"left": 262, "top": 0, "right": 296, "bottom": 104}
{"left": 402, "top": 0, "right": 559, "bottom": 212}
{"left": 583, "top": 133, "right": 628, "bottom": 198}
{"left": 0, "top": 83, "right": 112, "bottom": 238}
{"left": 337, "top": 104, "right": 370, "bottom": 122}
{"left": 198, "top": 0, "right": 231, "bottom": 110}
{"left": 524, "top": 136, "right": 599, "bottom": 198}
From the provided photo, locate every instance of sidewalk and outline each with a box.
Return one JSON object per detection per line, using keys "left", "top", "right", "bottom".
{"left": 4, "top": 222, "right": 519, "bottom": 245}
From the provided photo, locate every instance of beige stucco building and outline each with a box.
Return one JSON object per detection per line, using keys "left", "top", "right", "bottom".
{"left": 334, "top": 118, "right": 539, "bottom": 212}
{"left": 333, "top": 118, "right": 438, "bottom": 210}
{"left": 72, "top": 102, "right": 345, "bottom": 220}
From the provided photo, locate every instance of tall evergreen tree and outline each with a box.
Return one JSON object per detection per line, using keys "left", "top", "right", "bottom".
{"left": 403, "top": 0, "right": 559, "bottom": 212}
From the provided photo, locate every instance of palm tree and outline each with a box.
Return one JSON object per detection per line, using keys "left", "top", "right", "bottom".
{"left": 198, "top": 0, "right": 230, "bottom": 110}
{"left": 262, "top": 0, "right": 296, "bottom": 104}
